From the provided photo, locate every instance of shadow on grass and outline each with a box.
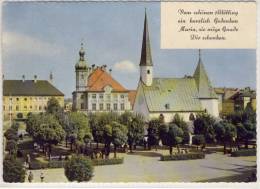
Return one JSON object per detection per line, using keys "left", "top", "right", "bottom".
{"left": 127, "top": 151, "right": 162, "bottom": 157}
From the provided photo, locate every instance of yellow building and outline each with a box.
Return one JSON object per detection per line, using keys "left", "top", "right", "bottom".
{"left": 3, "top": 77, "right": 64, "bottom": 120}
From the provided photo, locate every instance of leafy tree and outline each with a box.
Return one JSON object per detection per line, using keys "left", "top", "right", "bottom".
{"left": 3, "top": 156, "right": 26, "bottom": 182}
{"left": 119, "top": 112, "right": 145, "bottom": 152}
{"left": 111, "top": 122, "right": 128, "bottom": 158}
{"left": 171, "top": 114, "right": 190, "bottom": 144}
{"left": 214, "top": 121, "right": 237, "bottom": 154}
{"left": 194, "top": 113, "right": 216, "bottom": 143}
{"left": 192, "top": 135, "right": 206, "bottom": 147}
{"left": 147, "top": 119, "right": 160, "bottom": 150}
{"left": 159, "top": 123, "right": 183, "bottom": 155}
{"left": 46, "top": 97, "right": 62, "bottom": 115}
{"left": 65, "top": 155, "right": 94, "bottom": 182}
{"left": 66, "top": 112, "right": 91, "bottom": 152}
{"left": 4, "top": 128, "right": 18, "bottom": 141}
{"left": 6, "top": 140, "right": 17, "bottom": 155}
{"left": 236, "top": 122, "right": 256, "bottom": 149}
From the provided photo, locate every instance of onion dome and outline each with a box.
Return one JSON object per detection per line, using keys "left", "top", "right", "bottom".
{"left": 75, "top": 43, "right": 87, "bottom": 70}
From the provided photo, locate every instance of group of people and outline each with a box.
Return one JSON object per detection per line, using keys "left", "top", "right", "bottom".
{"left": 25, "top": 154, "right": 45, "bottom": 183}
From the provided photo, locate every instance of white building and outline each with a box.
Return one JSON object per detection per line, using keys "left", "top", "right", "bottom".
{"left": 133, "top": 12, "right": 219, "bottom": 123}
{"left": 72, "top": 44, "right": 135, "bottom": 113}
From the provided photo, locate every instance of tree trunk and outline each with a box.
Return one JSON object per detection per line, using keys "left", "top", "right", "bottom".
{"left": 114, "top": 145, "right": 117, "bottom": 158}
{"left": 49, "top": 144, "right": 52, "bottom": 160}
{"left": 245, "top": 140, "right": 249, "bottom": 149}
{"left": 177, "top": 145, "right": 180, "bottom": 154}
{"left": 129, "top": 143, "right": 133, "bottom": 153}
{"left": 169, "top": 146, "right": 173, "bottom": 155}
{"left": 224, "top": 142, "right": 226, "bottom": 154}
{"left": 96, "top": 142, "right": 99, "bottom": 149}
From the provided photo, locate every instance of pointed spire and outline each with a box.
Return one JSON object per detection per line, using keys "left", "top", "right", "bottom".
{"left": 193, "top": 50, "right": 217, "bottom": 98}
{"left": 139, "top": 10, "right": 153, "bottom": 66}
{"left": 79, "top": 42, "right": 85, "bottom": 61}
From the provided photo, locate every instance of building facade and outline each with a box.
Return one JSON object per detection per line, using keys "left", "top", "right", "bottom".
{"left": 72, "top": 44, "right": 134, "bottom": 113}
{"left": 3, "top": 75, "right": 64, "bottom": 120}
{"left": 133, "top": 12, "right": 219, "bottom": 123}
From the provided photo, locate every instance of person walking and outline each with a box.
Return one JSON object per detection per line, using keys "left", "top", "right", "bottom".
{"left": 40, "top": 171, "right": 45, "bottom": 182}
{"left": 28, "top": 171, "right": 33, "bottom": 183}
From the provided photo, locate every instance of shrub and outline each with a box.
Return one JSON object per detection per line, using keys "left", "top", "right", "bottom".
{"left": 3, "top": 157, "right": 26, "bottom": 182}
{"left": 65, "top": 155, "right": 94, "bottom": 182}
{"left": 160, "top": 153, "right": 205, "bottom": 161}
{"left": 92, "top": 157, "right": 124, "bottom": 166}
{"left": 192, "top": 135, "right": 205, "bottom": 146}
{"left": 231, "top": 149, "right": 256, "bottom": 157}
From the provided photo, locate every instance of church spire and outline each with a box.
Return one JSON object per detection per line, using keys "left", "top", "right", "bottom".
{"left": 140, "top": 9, "right": 153, "bottom": 66}
{"left": 193, "top": 49, "right": 217, "bottom": 99}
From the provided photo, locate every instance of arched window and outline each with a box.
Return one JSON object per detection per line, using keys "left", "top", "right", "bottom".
{"left": 159, "top": 114, "right": 164, "bottom": 123}
{"left": 189, "top": 113, "right": 195, "bottom": 121}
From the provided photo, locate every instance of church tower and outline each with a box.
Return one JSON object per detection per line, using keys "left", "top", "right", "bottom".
{"left": 75, "top": 43, "right": 88, "bottom": 91}
{"left": 139, "top": 10, "right": 153, "bottom": 86}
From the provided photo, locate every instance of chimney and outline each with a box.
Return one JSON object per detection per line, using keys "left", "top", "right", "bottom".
{"left": 34, "top": 75, "right": 37, "bottom": 83}
{"left": 22, "top": 75, "right": 25, "bottom": 82}
{"left": 91, "top": 64, "right": 95, "bottom": 72}
{"left": 49, "top": 72, "right": 53, "bottom": 83}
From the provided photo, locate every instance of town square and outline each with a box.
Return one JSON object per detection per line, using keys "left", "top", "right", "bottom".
{"left": 1, "top": 1, "right": 257, "bottom": 184}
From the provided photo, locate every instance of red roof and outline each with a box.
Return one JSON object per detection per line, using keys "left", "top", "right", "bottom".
{"left": 87, "top": 68, "right": 128, "bottom": 92}
{"left": 128, "top": 90, "right": 137, "bottom": 107}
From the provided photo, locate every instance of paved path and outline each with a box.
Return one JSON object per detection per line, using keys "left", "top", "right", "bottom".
{"left": 26, "top": 150, "right": 256, "bottom": 183}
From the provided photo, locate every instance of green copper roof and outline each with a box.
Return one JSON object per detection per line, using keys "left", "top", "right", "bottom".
{"left": 3, "top": 80, "right": 64, "bottom": 96}
{"left": 140, "top": 78, "right": 203, "bottom": 112}
{"left": 139, "top": 11, "right": 153, "bottom": 66}
{"left": 193, "top": 56, "right": 218, "bottom": 99}
{"left": 75, "top": 43, "right": 88, "bottom": 70}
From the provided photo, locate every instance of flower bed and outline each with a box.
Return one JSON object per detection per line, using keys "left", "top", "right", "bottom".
{"left": 231, "top": 149, "right": 256, "bottom": 157}
{"left": 92, "top": 157, "right": 124, "bottom": 166}
{"left": 160, "top": 153, "right": 205, "bottom": 161}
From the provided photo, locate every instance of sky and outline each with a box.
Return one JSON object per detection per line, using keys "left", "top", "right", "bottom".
{"left": 2, "top": 2, "right": 256, "bottom": 98}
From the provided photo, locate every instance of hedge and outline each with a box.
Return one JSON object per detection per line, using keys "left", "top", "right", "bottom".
{"left": 92, "top": 158, "right": 124, "bottom": 166}
{"left": 231, "top": 149, "right": 256, "bottom": 157}
{"left": 160, "top": 153, "right": 205, "bottom": 161}
{"left": 29, "top": 160, "right": 67, "bottom": 170}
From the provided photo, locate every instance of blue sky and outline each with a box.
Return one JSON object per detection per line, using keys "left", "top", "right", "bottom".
{"left": 2, "top": 2, "right": 256, "bottom": 98}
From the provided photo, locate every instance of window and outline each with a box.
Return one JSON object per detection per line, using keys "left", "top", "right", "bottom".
{"left": 39, "top": 106, "right": 42, "bottom": 111}
{"left": 106, "top": 94, "right": 111, "bottom": 99}
{"left": 99, "top": 94, "right": 104, "bottom": 99}
{"left": 92, "top": 94, "right": 96, "bottom": 99}
{"left": 120, "top": 94, "right": 124, "bottom": 99}
{"left": 16, "top": 98, "right": 19, "bottom": 101}
{"left": 30, "top": 106, "right": 33, "bottom": 110}
{"left": 24, "top": 98, "right": 27, "bottom": 101}
{"left": 113, "top": 103, "right": 118, "bottom": 111}
{"left": 81, "top": 103, "right": 84, "bottom": 110}
{"left": 16, "top": 105, "right": 19, "bottom": 111}
{"left": 99, "top": 103, "right": 103, "bottom": 110}
{"left": 147, "top": 70, "right": 150, "bottom": 74}
{"left": 165, "top": 103, "right": 170, "bottom": 110}
{"left": 3, "top": 106, "right": 5, "bottom": 111}
{"left": 9, "top": 98, "right": 12, "bottom": 101}
{"left": 113, "top": 94, "right": 118, "bottom": 99}
{"left": 106, "top": 103, "right": 111, "bottom": 111}
{"left": 81, "top": 95, "right": 84, "bottom": 99}
{"left": 120, "top": 103, "right": 125, "bottom": 111}
{"left": 81, "top": 74, "right": 84, "bottom": 79}
{"left": 92, "top": 103, "right": 96, "bottom": 111}
{"left": 44, "top": 106, "right": 46, "bottom": 110}
{"left": 35, "top": 105, "right": 37, "bottom": 110}
{"left": 24, "top": 106, "right": 27, "bottom": 110}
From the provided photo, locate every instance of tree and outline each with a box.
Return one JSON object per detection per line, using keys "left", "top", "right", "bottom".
{"left": 46, "top": 97, "right": 62, "bottom": 115}
{"left": 147, "top": 119, "right": 160, "bottom": 150}
{"left": 194, "top": 113, "right": 216, "bottom": 143}
{"left": 171, "top": 114, "right": 190, "bottom": 144}
{"left": 111, "top": 122, "right": 128, "bottom": 158}
{"left": 65, "top": 155, "right": 94, "bottom": 182}
{"left": 3, "top": 156, "right": 26, "bottom": 182}
{"left": 66, "top": 112, "right": 92, "bottom": 152}
{"left": 119, "top": 112, "right": 145, "bottom": 152}
{"left": 214, "top": 121, "right": 237, "bottom": 154}
{"left": 192, "top": 135, "right": 206, "bottom": 148}
{"left": 6, "top": 140, "right": 18, "bottom": 155}
{"left": 4, "top": 128, "right": 18, "bottom": 141}
{"left": 159, "top": 123, "right": 184, "bottom": 155}
{"left": 26, "top": 114, "right": 65, "bottom": 158}
{"left": 236, "top": 122, "right": 256, "bottom": 149}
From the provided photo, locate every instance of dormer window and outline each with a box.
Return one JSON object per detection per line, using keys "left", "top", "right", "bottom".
{"left": 165, "top": 103, "right": 170, "bottom": 110}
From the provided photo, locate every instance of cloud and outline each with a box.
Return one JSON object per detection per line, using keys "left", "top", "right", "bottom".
{"left": 113, "top": 60, "right": 138, "bottom": 73}
{"left": 2, "top": 31, "right": 67, "bottom": 57}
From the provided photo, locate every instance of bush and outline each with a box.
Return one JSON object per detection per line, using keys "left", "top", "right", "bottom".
{"left": 65, "top": 155, "right": 94, "bottom": 182}
{"left": 192, "top": 135, "right": 206, "bottom": 146}
{"left": 3, "top": 157, "right": 26, "bottom": 182}
{"left": 92, "top": 157, "right": 124, "bottom": 166}
{"left": 160, "top": 153, "right": 205, "bottom": 161}
{"left": 231, "top": 149, "right": 256, "bottom": 157}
